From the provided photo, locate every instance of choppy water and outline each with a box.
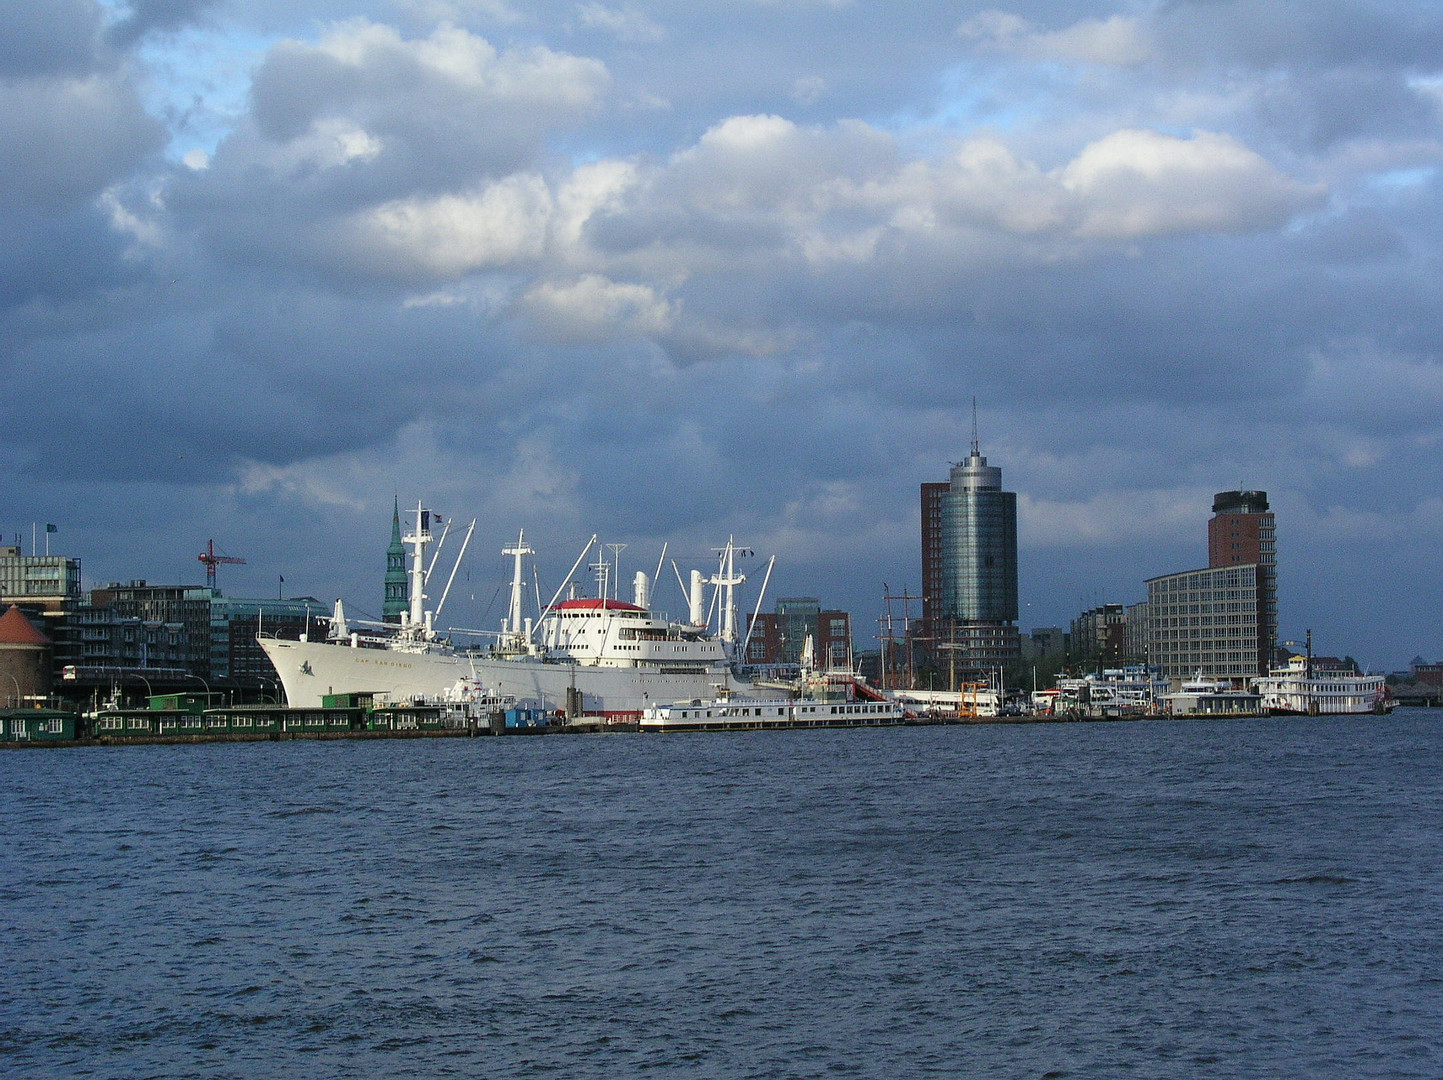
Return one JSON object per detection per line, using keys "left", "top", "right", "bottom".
{"left": 3, "top": 712, "right": 1441, "bottom": 1079}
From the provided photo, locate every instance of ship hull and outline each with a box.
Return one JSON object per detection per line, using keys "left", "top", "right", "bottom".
{"left": 1263, "top": 699, "right": 1393, "bottom": 716}
{"left": 260, "top": 637, "right": 750, "bottom": 716}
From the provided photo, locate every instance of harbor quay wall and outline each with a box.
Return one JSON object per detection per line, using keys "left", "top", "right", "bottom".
{"left": 6, "top": 700, "right": 1414, "bottom": 748}
{"left": 1, "top": 704, "right": 518, "bottom": 746}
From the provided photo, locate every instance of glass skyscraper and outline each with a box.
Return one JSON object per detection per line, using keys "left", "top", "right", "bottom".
{"left": 940, "top": 448, "right": 1018, "bottom": 624}
{"left": 920, "top": 439, "right": 1021, "bottom": 680}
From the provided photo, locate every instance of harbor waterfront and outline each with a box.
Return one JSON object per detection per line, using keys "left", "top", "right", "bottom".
{"left": 3, "top": 711, "right": 1440, "bottom": 1079}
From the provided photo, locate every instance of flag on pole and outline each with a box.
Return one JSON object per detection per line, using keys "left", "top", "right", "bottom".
{"left": 45, "top": 523, "right": 57, "bottom": 533}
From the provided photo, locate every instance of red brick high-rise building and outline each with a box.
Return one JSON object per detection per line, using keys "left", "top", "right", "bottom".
{"left": 1208, "top": 490, "right": 1277, "bottom": 665}
{"left": 1209, "top": 490, "right": 1275, "bottom": 570}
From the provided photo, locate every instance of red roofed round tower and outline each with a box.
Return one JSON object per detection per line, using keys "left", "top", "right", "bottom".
{"left": 0, "top": 605, "right": 53, "bottom": 707}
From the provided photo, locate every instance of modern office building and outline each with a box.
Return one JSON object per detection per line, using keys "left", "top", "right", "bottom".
{"left": 89, "top": 582, "right": 214, "bottom": 676}
{"left": 1125, "top": 601, "right": 1150, "bottom": 665}
{"left": 1144, "top": 564, "right": 1267, "bottom": 682}
{"left": 746, "top": 598, "right": 852, "bottom": 669}
{"left": 920, "top": 436, "right": 1020, "bottom": 677}
{"left": 1135, "top": 489, "right": 1279, "bottom": 684}
{"left": 0, "top": 545, "right": 82, "bottom": 609}
{"left": 65, "top": 602, "right": 190, "bottom": 679}
{"left": 920, "top": 481, "right": 949, "bottom": 632}
{"left": 1, "top": 544, "right": 87, "bottom": 679}
{"left": 1021, "top": 626, "right": 1068, "bottom": 662}
{"left": 210, "top": 596, "right": 325, "bottom": 683}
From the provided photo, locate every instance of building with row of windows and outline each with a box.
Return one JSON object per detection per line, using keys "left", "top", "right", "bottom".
{"left": 1071, "top": 604, "right": 1128, "bottom": 667}
{"left": 1059, "top": 490, "right": 1279, "bottom": 684}
{"left": 1139, "top": 490, "right": 1278, "bottom": 682}
{"left": 746, "top": 597, "right": 852, "bottom": 669}
{"left": 1142, "top": 564, "right": 1267, "bottom": 680}
{"left": 0, "top": 542, "right": 325, "bottom": 705}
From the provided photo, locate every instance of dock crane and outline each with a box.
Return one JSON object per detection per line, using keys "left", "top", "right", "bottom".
{"left": 199, "top": 539, "right": 245, "bottom": 591}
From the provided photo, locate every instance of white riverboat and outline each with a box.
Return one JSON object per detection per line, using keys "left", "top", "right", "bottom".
{"left": 1256, "top": 653, "right": 1393, "bottom": 716}
{"left": 1042, "top": 666, "right": 1170, "bottom": 718}
{"left": 1161, "top": 673, "right": 1264, "bottom": 717}
{"left": 260, "top": 503, "right": 772, "bottom": 718}
{"left": 888, "top": 683, "right": 1002, "bottom": 718}
{"left": 640, "top": 696, "right": 909, "bottom": 732}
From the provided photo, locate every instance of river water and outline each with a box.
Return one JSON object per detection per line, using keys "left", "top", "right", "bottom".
{"left": 3, "top": 711, "right": 1440, "bottom": 1079}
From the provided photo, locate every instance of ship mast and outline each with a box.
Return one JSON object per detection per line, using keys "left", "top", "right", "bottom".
{"left": 710, "top": 537, "right": 750, "bottom": 655}
{"left": 503, "top": 530, "right": 534, "bottom": 647}
{"left": 402, "top": 501, "right": 434, "bottom": 635}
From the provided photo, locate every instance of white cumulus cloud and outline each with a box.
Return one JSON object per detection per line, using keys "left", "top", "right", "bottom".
{"left": 960, "top": 11, "right": 1151, "bottom": 67}
{"left": 521, "top": 273, "right": 675, "bottom": 342}
{"left": 344, "top": 174, "right": 553, "bottom": 277}
{"left": 1060, "top": 129, "right": 1327, "bottom": 238}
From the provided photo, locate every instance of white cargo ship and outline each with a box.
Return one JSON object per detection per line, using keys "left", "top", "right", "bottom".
{"left": 260, "top": 504, "right": 769, "bottom": 718}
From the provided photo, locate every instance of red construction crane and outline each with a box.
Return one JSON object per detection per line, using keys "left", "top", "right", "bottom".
{"left": 199, "top": 539, "right": 246, "bottom": 591}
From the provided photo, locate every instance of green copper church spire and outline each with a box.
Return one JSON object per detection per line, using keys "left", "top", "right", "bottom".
{"left": 383, "top": 496, "right": 408, "bottom": 623}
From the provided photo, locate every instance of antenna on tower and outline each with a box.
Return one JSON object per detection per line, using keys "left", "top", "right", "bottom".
{"left": 971, "top": 397, "right": 980, "bottom": 457}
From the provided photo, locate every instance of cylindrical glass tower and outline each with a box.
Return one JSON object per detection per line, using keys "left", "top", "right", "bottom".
{"left": 940, "top": 450, "right": 1018, "bottom": 624}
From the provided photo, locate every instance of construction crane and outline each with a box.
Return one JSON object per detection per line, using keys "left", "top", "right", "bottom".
{"left": 199, "top": 539, "right": 245, "bottom": 591}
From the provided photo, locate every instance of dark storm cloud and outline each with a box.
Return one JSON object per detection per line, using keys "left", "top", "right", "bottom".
{"left": 0, "top": 3, "right": 166, "bottom": 334}
{"left": 1151, "top": 1, "right": 1443, "bottom": 154}
{"left": 0, "top": 3, "right": 165, "bottom": 221}
{"left": 1254, "top": 66, "right": 1438, "bottom": 151}
{"left": 1156, "top": 0, "right": 1443, "bottom": 72}
{"left": 2, "top": 274, "right": 526, "bottom": 486}
{"left": 0, "top": 0, "right": 104, "bottom": 77}
{"left": 0, "top": 206, "right": 143, "bottom": 310}
{"left": 0, "top": 76, "right": 164, "bottom": 212}
{"left": 105, "top": 0, "right": 221, "bottom": 49}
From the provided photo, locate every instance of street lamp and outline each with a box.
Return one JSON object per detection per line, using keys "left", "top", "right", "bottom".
{"left": 183, "top": 672, "right": 212, "bottom": 708}
{"left": 5, "top": 673, "right": 20, "bottom": 708}
{"left": 134, "top": 673, "right": 153, "bottom": 707}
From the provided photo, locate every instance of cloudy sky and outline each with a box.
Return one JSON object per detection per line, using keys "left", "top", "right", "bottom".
{"left": 3, "top": 0, "right": 1441, "bottom": 668}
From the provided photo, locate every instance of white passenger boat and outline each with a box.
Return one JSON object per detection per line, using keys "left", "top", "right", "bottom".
{"left": 260, "top": 503, "right": 772, "bottom": 717}
{"left": 1044, "top": 666, "right": 1169, "bottom": 718}
{"left": 1256, "top": 653, "right": 1393, "bottom": 716}
{"left": 1161, "top": 673, "right": 1264, "bottom": 717}
{"left": 889, "top": 683, "right": 1002, "bottom": 718}
{"left": 640, "top": 696, "right": 909, "bottom": 732}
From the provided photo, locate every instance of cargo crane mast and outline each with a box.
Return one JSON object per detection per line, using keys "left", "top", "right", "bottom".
{"left": 199, "top": 540, "right": 246, "bottom": 591}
